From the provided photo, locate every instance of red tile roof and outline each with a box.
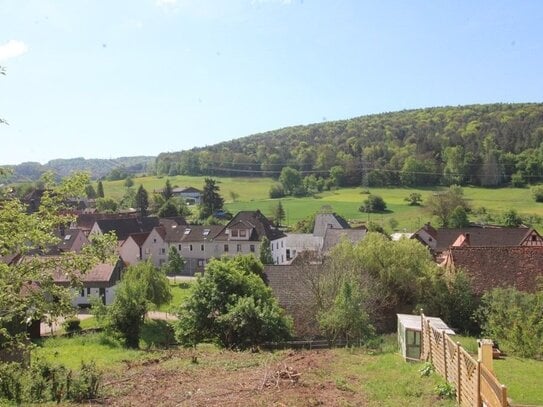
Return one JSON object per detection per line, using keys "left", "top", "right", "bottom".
{"left": 445, "top": 246, "right": 543, "bottom": 294}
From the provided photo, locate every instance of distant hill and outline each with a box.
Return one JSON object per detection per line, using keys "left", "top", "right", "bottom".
{"left": 154, "top": 103, "right": 543, "bottom": 188}
{"left": 6, "top": 156, "right": 155, "bottom": 182}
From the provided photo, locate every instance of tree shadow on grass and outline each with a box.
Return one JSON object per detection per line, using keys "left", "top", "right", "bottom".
{"left": 140, "top": 320, "right": 176, "bottom": 348}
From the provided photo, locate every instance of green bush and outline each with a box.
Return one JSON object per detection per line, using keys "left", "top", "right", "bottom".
{"left": 476, "top": 286, "right": 543, "bottom": 359}
{"left": 0, "top": 360, "right": 102, "bottom": 404}
{"left": 62, "top": 317, "right": 81, "bottom": 333}
{"left": 532, "top": 186, "right": 543, "bottom": 202}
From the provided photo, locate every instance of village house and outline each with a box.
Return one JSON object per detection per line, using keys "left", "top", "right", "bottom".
{"left": 284, "top": 213, "right": 366, "bottom": 262}
{"left": 51, "top": 258, "right": 125, "bottom": 306}
{"left": 140, "top": 210, "right": 287, "bottom": 274}
{"left": 441, "top": 246, "right": 543, "bottom": 294}
{"left": 412, "top": 223, "right": 543, "bottom": 259}
{"left": 171, "top": 186, "right": 202, "bottom": 205}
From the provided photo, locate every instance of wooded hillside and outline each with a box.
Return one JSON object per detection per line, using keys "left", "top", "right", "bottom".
{"left": 156, "top": 103, "right": 543, "bottom": 187}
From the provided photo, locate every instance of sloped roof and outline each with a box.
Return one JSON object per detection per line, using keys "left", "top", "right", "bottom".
{"left": 55, "top": 229, "right": 87, "bottom": 252}
{"left": 264, "top": 264, "right": 320, "bottom": 309}
{"left": 446, "top": 246, "right": 543, "bottom": 294}
{"left": 313, "top": 213, "right": 350, "bottom": 237}
{"left": 322, "top": 228, "right": 366, "bottom": 252}
{"left": 76, "top": 212, "right": 139, "bottom": 231}
{"left": 95, "top": 217, "right": 159, "bottom": 241}
{"left": 154, "top": 221, "right": 223, "bottom": 243}
{"left": 172, "top": 187, "right": 201, "bottom": 194}
{"left": 435, "top": 227, "right": 533, "bottom": 252}
{"left": 52, "top": 262, "right": 118, "bottom": 285}
{"left": 215, "top": 211, "right": 285, "bottom": 241}
{"left": 125, "top": 232, "right": 150, "bottom": 247}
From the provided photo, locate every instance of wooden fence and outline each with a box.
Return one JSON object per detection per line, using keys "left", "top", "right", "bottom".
{"left": 420, "top": 314, "right": 509, "bottom": 407}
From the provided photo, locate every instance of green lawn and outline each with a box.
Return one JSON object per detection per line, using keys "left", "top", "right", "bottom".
{"left": 100, "top": 175, "right": 543, "bottom": 231}
{"left": 453, "top": 336, "right": 543, "bottom": 405}
{"left": 157, "top": 280, "right": 193, "bottom": 312}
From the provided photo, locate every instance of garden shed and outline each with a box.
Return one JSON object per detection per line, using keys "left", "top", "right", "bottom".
{"left": 397, "top": 314, "right": 455, "bottom": 361}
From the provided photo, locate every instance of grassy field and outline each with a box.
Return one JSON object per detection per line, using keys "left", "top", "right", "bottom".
{"left": 454, "top": 335, "right": 543, "bottom": 405}
{"left": 101, "top": 175, "right": 543, "bottom": 231}
{"left": 157, "top": 280, "right": 193, "bottom": 312}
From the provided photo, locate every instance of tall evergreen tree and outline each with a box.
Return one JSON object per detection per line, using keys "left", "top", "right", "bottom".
{"left": 259, "top": 236, "right": 274, "bottom": 265}
{"left": 273, "top": 200, "right": 285, "bottom": 227}
{"left": 135, "top": 184, "right": 149, "bottom": 217}
{"left": 97, "top": 180, "right": 105, "bottom": 198}
{"left": 201, "top": 178, "right": 224, "bottom": 219}
{"left": 163, "top": 179, "right": 173, "bottom": 200}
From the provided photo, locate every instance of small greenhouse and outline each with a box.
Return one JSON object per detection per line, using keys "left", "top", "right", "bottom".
{"left": 397, "top": 314, "right": 455, "bottom": 361}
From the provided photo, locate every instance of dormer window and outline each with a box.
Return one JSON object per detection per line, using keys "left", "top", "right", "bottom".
{"left": 231, "top": 229, "right": 239, "bottom": 238}
{"left": 184, "top": 228, "right": 191, "bottom": 235}
{"left": 239, "top": 230, "right": 247, "bottom": 238}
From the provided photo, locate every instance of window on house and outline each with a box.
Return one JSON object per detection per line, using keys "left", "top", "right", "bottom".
{"left": 159, "top": 259, "right": 165, "bottom": 266}
{"left": 281, "top": 255, "right": 284, "bottom": 263}
{"left": 286, "top": 249, "right": 291, "bottom": 259}
{"left": 532, "top": 234, "right": 537, "bottom": 241}
{"left": 153, "top": 238, "right": 156, "bottom": 243}
{"left": 250, "top": 244, "right": 255, "bottom": 252}
{"left": 178, "top": 244, "right": 182, "bottom": 250}
{"left": 145, "top": 248, "right": 150, "bottom": 254}
{"left": 200, "top": 244, "right": 204, "bottom": 251}
{"left": 237, "top": 244, "right": 242, "bottom": 252}
{"left": 189, "top": 244, "right": 193, "bottom": 251}
{"left": 281, "top": 241, "right": 283, "bottom": 248}
{"left": 87, "top": 287, "right": 91, "bottom": 295}
{"left": 231, "top": 229, "right": 239, "bottom": 237}
{"left": 239, "top": 229, "right": 247, "bottom": 237}
{"left": 198, "top": 259, "right": 204, "bottom": 267}
{"left": 81, "top": 289, "right": 85, "bottom": 297}
{"left": 224, "top": 244, "right": 229, "bottom": 252}
{"left": 161, "top": 248, "right": 166, "bottom": 254}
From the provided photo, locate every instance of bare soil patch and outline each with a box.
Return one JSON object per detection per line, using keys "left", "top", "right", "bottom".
{"left": 102, "top": 347, "right": 366, "bottom": 406}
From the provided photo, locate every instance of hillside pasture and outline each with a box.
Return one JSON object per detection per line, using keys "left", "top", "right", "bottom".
{"left": 100, "top": 175, "right": 543, "bottom": 231}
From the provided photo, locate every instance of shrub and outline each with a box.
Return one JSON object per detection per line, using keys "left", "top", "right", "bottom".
{"left": 62, "top": 317, "right": 81, "bottom": 334}
{"left": 532, "top": 186, "right": 543, "bottom": 202}
{"left": 435, "top": 382, "right": 456, "bottom": 399}
{"left": 359, "top": 194, "right": 387, "bottom": 213}
{"left": 269, "top": 184, "right": 285, "bottom": 199}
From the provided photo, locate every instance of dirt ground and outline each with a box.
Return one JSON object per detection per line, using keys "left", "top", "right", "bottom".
{"left": 100, "top": 348, "right": 366, "bottom": 407}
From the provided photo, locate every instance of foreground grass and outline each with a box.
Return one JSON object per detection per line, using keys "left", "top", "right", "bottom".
{"left": 33, "top": 320, "right": 175, "bottom": 370}
{"left": 451, "top": 336, "right": 543, "bottom": 405}
{"left": 101, "top": 175, "right": 543, "bottom": 230}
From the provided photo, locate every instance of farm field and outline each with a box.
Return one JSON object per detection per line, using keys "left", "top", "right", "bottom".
{"left": 101, "top": 175, "right": 543, "bottom": 231}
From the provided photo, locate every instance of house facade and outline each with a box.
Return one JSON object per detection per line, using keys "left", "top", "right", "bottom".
{"left": 171, "top": 187, "right": 202, "bottom": 205}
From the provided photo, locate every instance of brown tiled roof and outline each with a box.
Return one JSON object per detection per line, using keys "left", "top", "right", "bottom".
{"left": 127, "top": 232, "right": 150, "bottom": 247}
{"left": 52, "top": 261, "right": 122, "bottom": 287}
{"left": 321, "top": 229, "right": 367, "bottom": 252}
{"left": 264, "top": 264, "right": 320, "bottom": 309}
{"left": 214, "top": 211, "right": 285, "bottom": 242}
{"left": 162, "top": 223, "right": 223, "bottom": 243}
{"left": 55, "top": 229, "right": 87, "bottom": 252}
{"left": 313, "top": 213, "right": 350, "bottom": 237}
{"left": 435, "top": 227, "right": 534, "bottom": 252}
{"left": 446, "top": 246, "right": 543, "bottom": 294}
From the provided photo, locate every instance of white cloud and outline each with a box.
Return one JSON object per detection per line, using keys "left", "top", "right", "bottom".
{"left": 0, "top": 40, "right": 28, "bottom": 62}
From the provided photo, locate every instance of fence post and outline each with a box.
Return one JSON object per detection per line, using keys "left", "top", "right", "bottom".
{"left": 476, "top": 360, "right": 481, "bottom": 407}
{"left": 442, "top": 330, "right": 448, "bottom": 380}
{"left": 456, "top": 342, "right": 461, "bottom": 404}
{"left": 500, "top": 385, "right": 508, "bottom": 407}
{"left": 428, "top": 320, "right": 433, "bottom": 364}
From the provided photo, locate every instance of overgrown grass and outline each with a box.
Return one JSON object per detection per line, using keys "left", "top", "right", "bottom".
{"left": 100, "top": 175, "right": 543, "bottom": 230}
{"left": 442, "top": 335, "right": 543, "bottom": 405}
{"left": 33, "top": 320, "right": 176, "bottom": 370}
{"left": 328, "top": 335, "right": 455, "bottom": 407}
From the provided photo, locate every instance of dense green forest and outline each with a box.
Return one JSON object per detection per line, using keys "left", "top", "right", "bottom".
{"left": 6, "top": 156, "right": 154, "bottom": 182}
{"left": 155, "top": 103, "right": 543, "bottom": 188}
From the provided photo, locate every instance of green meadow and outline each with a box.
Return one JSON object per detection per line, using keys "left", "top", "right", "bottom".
{"left": 101, "top": 175, "right": 543, "bottom": 231}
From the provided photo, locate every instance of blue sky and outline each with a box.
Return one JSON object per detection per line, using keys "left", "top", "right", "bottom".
{"left": 1, "top": 0, "right": 542, "bottom": 165}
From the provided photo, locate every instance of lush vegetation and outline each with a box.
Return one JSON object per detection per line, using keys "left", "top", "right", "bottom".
{"left": 175, "top": 256, "right": 292, "bottom": 349}
{"left": 155, "top": 104, "right": 543, "bottom": 189}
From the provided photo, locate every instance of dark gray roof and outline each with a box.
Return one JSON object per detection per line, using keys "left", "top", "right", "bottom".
{"left": 159, "top": 223, "right": 223, "bottom": 243}
{"left": 313, "top": 213, "right": 350, "bottom": 237}
{"left": 321, "top": 228, "right": 367, "bottom": 252}
{"left": 95, "top": 217, "right": 159, "bottom": 241}
{"left": 434, "top": 227, "right": 535, "bottom": 252}
{"left": 214, "top": 210, "right": 285, "bottom": 241}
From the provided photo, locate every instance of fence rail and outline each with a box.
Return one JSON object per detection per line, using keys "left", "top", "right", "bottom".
{"left": 421, "top": 314, "right": 508, "bottom": 407}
